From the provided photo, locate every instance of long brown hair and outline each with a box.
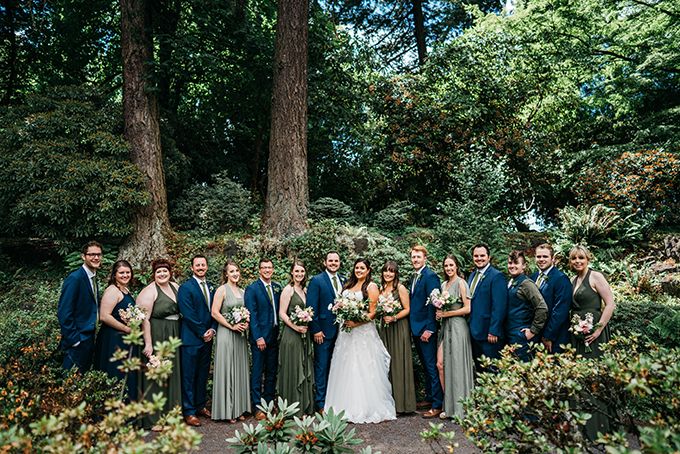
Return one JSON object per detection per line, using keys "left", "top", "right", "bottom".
{"left": 380, "top": 260, "right": 401, "bottom": 291}
{"left": 220, "top": 260, "right": 240, "bottom": 285}
{"left": 287, "top": 260, "right": 307, "bottom": 288}
{"left": 441, "top": 254, "right": 463, "bottom": 280}
{"left": 343, "top": 258, "right": 372, "bottom": 299}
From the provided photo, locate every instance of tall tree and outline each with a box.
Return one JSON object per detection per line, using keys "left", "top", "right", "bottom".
{"left": 411, "top": 0, "right": 427, "bottom": 65}
{"left": 262, "top": 0, "right": 309, "bottom": 237}
{"left": 119, "top": 0, "right": 170, "bottom": 265}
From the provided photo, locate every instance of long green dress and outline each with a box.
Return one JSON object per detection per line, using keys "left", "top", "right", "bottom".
{"left": 212, "top": 285, "right": 251, "bottom": 420}
{"left": 377, "top": 288, "right": 416, "bottom": 414}
{"left": 571, "top": 269, "right": 613, "bottom": 439}
{"left": 439, "top": 278, "right": 474, "bottom": 419}
{"left": 277, "top": 290, "right": 314, "bottom": 415}
{"left": 143, "top": 284, "right": 181, "bottom": 428}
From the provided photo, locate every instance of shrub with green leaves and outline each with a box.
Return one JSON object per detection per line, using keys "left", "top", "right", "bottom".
{"left": 170, "top": 170, "right": 255, "bottom": 233}
{"left": 553, "top": 204, "right": 654, "bottom": 259}
{"left": 308, "top": 197, "right": 356, "bottom": 223}
{"left": 459, "top": 338, "right": 680, "bottom": 453}
{"left": 372, "top": 201, "right": 415, "bottom": 234}
{"left": 0, "top": 86, "right": 149, "bottom": 241}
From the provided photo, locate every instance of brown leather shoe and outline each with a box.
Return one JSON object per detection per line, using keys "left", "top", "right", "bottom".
{"left": 197, "top": 407, "right": 212, "bottom": 418}
{"left": 422, "top": 408, "right": 443, "bottom": 419}
{"left": 184, "top": 415, "right": 201, "bottom": 426}
{"left": 255, "top": 410, "right": 267, "bottom": 421}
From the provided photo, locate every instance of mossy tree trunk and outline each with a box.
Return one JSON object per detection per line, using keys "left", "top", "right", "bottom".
{"left": 119, "top": 0, "right": 170, "bottom": 267}
{"left": 262, "top": 0, "right": 309, "bottom": 238}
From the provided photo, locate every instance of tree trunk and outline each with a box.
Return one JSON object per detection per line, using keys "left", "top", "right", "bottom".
{"left": 262, "top": 0, "right": 309, "bottom": 238}
{"left": 119, "top": 0, "right": 170, "bottom": 267}
{"left": 411, "top": 0, "right": 427, "bottom": 65}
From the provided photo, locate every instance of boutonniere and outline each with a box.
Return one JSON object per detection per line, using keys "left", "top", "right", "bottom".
{"left": 273, "top": 286, "right": 281, "bottom": 294}
{"left": 509, "top": 279, "right": 518, "bottom": 289}
{"left": 209, "top": 284, "right": 215, "bottom": 293}
{"left": 480, "top": 274, "right": 487, "bottom": 281}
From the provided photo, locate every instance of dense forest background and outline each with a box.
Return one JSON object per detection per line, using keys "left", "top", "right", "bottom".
{"left": 1, "top": 0, "right": 678, "bottom": 257}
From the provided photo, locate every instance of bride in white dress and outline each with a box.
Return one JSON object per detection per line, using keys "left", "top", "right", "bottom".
{"left": 324, "top": 258, "right": 396, "bottom": 423}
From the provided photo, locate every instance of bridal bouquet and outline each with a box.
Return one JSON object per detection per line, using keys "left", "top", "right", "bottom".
{"left": 375, "top": 293, "right": 402, "bottom": 328}
{"left": 119, "top": 305, "right": 147, "bottom": 325}
{"left": 331, "top": 294, "right": 369, "bottom": 332}
{"left": 226, "top": 306, "right": 251, "bottom": 336}
{"left": 290, "top": 306, "right": 314, "bottom": 338}
{"left": 569, "top": 312, "right": 602, "bottom": 353}
{"left": 426, "top": 289, "right": 455, "bottom": 312}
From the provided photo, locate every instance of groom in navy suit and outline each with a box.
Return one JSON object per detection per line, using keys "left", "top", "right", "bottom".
{"left": 408, "top": 245, "right": 443, "bottom": 418}
{"left": 467, "top": 244, "right": 508, "bottom": 371}
{"left": 307, "top": 251, "right": 342, "bottom": 412}
{"left": 244, "top": 258, "right": 282, "bottom": 419}
{"left": 177, "top": 255, "right": 216, "bottom": 427}
{"left": 532, "top": 243, "right": 572, "bottom": 353}
{"left": 57, "top": 240, "right": 102, "bottom": 373}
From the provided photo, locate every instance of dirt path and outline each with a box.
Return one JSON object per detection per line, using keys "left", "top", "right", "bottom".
{"left": 194, "top": 413, "right": 480, "bottom": 453}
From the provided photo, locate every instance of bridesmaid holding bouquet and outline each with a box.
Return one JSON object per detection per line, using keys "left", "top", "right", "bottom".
{"left": 211, "top": 261, "right": 250, "bottom": 423}
{"left": 377, "top": 260, "right": 416, "bottom": 414}
{"left": 435, "top": 255, "right": 474, "bottom": 419}
{"left": 277, "top": 261, "right": 315, "bottom": 415}
{"left": 94, "top": 259, "right": 139, "bottom": 402}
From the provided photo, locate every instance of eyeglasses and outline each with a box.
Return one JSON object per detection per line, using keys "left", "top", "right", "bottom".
{"left": 85, "top": 253, "right": 102, "bottom": 258}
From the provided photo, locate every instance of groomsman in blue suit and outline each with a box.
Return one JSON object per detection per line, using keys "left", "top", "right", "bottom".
{"left": 177, "top": 255, "right": 216, "bottom": 427}
{"left": 467, "top": 244, "right": 508, "bottom": 371}
{"left": 307, "top": 251, "right": 342, "bottom": 412}
{"left": 57, "top": 240, "right": 102, "bottom": 373}
{"left": 532, "top": 243, "right": 572, "bottom": 353}
{"left": 408, "top": 245, "right": 443, "bottom": 418}
{"left": 244, "top": 258, "right": 282, "bottom": 420}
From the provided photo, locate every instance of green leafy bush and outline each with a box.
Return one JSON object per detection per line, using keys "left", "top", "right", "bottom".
{"left": 308, "top": 197, "right": 356, "bottom": 223}
{"left": 553, "top": 204, "right": 654, "bottom": 259}
{"left": 610, "top": 293, "right": 680, "bottom": 349}
{"left": 459, "top": 338, "right": 680, "bottom": 453}
{"left": 372, "top": 201, "right": 415, "bottom": 234}
{"left": 170, "top": 170, "right": 255, "bottom": 233}
{"left": 0, "top": 86, "right": 149, "bottom": 241}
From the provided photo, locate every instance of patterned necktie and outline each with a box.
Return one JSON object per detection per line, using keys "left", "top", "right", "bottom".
{"left": 200, "top": 281, "right": 210, "bottom": 308}
{"left": 266, "top": 284, "right": 277, "bottom": 325}
{"left": 470, "top": 272, "right": 482, "bottom": 297}
{"left": 507, "top": 278, "right": 514, "bottom": 289}
{"left": 536, "top": 272, "right": 546, "bottom": 288}
{"left": 332, "top": 275, "right": 340, "bottom": 294}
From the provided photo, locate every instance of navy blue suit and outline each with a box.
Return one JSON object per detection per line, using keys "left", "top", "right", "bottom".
{"left": 468, "top": 265, "right": 508, "bottom": 370}
{"left": 244, "top": 279, "right": 281, "bottom": 409}
{"left": 306, "top": 271, "right": 342, "bottom": 409}
{"left": 409, "top": 266, "right": 443, "bottom": 409}
{"left": 531, "top": 267, "right": 572, "bottom": 353}
{"left": 57, "top": 266, "right": 99, "bottom": 372}
{"left": 177, "top": 277, "right": 216, "bottom": 416}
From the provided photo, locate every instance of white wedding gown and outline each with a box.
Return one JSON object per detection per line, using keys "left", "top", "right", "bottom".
{"left": 324, "top": 290, "right": 396, "bottom": 423}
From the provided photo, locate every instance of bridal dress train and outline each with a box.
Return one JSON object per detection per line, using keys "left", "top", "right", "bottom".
{"left": 324, "top": 290, "right": 396, "bottom": 424}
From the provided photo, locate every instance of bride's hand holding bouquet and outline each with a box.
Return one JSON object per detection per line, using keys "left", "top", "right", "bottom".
{"left": 332, "top": 293, "right": 370, "bottom": 332}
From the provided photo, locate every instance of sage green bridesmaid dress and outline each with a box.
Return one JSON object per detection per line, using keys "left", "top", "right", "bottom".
{"left": 277, "top": 291, "right": 314, "bottom": 415}
{"left": 212, "top": 285, "right": 251, "bottom": 420}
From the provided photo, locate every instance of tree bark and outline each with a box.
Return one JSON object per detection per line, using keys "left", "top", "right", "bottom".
{"left": 119, "top": 0, "right": 170, "bottom": 267}
{"left": 411, "top": 0, "right": 427, "bottom": 65}
{"left": 262, "top": 0, "right": 309, "bottom": 238}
